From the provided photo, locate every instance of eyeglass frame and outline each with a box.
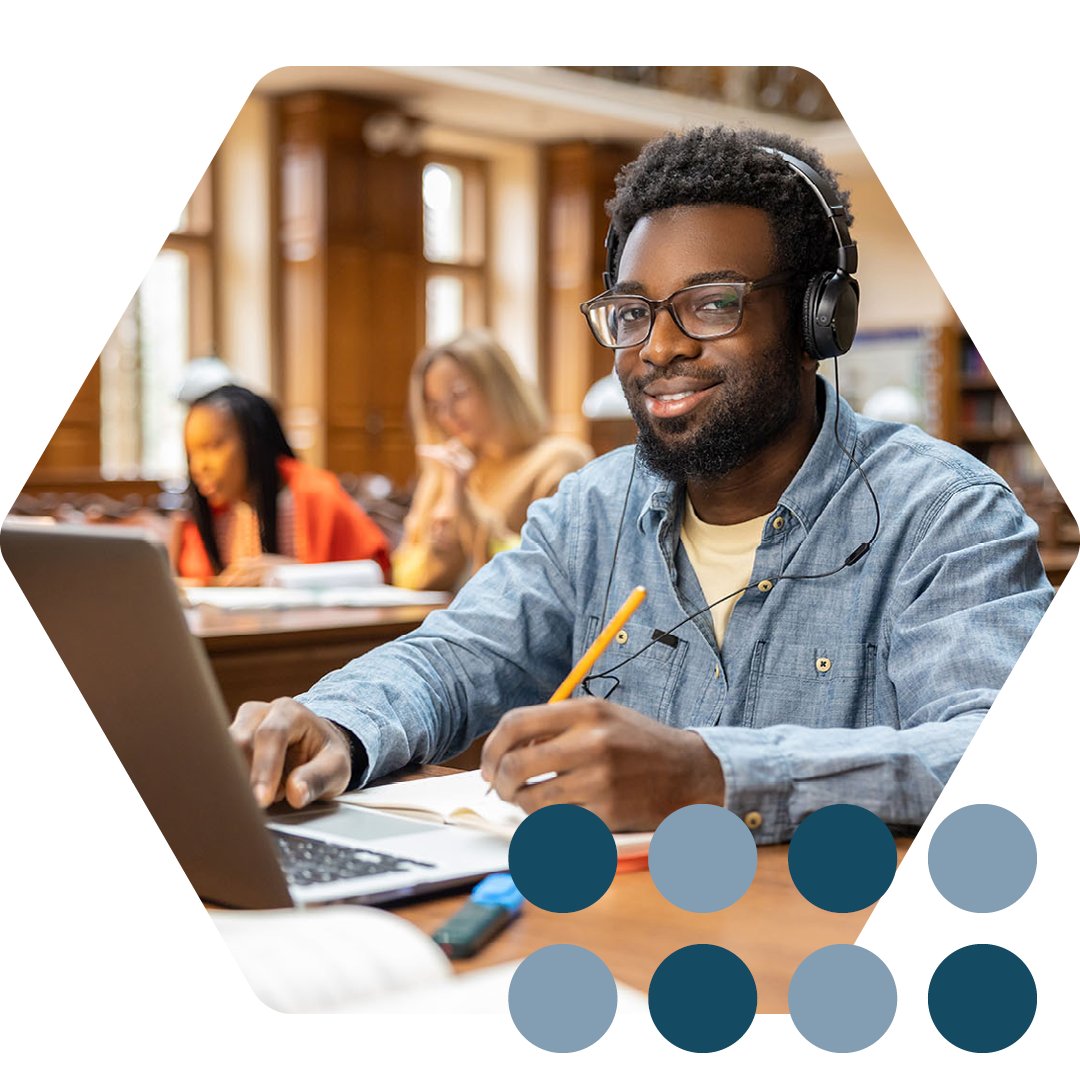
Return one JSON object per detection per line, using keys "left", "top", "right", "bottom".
{"left": 579, "top": 269, "right": 799, "bottom": 349}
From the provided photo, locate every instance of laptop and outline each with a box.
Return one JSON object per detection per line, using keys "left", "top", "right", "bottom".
{"left": 0, "top": 520, "right": 509, "bottom": 909}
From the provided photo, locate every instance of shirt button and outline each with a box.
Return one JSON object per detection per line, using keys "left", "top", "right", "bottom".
{"left": 714, "top": 663, "right": 720, "bottom": 679}
{"left": 815, "top": 657, "right": 832, "bottom": 673}
{"left": 772, "top": 516, "right": 785, "bottom": 530}
{"left": 744, "top": 811, "right": 763, "bottom": 830}
{"left": 616, "top": 630, "right": 628, "bottom": 644}
{"left": 757, "top": 580, "right": 773, "bottom": 593}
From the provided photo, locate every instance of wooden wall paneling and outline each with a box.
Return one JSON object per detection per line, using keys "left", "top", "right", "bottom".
{"left": 29, "top": 361, "right": 102, "bottom": 477}
{"left": 277, "top": 91, "right": 422, "bottom": 486}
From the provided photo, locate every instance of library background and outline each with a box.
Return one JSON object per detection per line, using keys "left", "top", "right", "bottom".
{"left": 16, "top": 66, "right": 1076, "bottom": 585}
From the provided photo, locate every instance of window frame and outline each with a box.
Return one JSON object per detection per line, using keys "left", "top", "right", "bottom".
{"left": 420, "top": 152, "right": 490, "bottom": 345}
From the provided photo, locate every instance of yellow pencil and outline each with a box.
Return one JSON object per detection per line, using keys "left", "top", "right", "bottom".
{"left": 486, "top": 586, "right": 647, "bottom": 794}
{"left": 549, "top": 585, "right": 647, "bottom": 702}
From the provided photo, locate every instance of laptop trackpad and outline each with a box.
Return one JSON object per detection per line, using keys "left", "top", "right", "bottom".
{"left": 274, "top": 804, "right": 441, "bottom": 842}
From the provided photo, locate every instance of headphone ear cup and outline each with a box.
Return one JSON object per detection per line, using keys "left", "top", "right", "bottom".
{"left": 803, "top": 272, "right": 860, "bottom": 359}
{"left": 802, "top": 272, "right": 831, "bottom": 359}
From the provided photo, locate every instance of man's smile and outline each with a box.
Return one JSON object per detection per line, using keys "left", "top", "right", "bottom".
{"left": 640, "top": 375, "right": 722, "bottom": 420}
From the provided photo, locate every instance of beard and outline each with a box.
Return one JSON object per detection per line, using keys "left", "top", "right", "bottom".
{"left": 624, "top": 340, "right": 805, "bottom": 483}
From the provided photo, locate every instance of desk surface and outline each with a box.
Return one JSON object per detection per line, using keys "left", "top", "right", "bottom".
{"left": 187, "top": 603, "right": 444, "bottom": 651}
{"left": 388, "top": 767, "right": 911, "bottom": 1013}
{"left": 186, "top": 603, "right": 444, "bottom": 717}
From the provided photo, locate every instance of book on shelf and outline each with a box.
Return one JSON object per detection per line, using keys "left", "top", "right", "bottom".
{"left": 959, "top": 394, "right": 1017, "bottom": 435}
{"left": 960, "top": 339, "right": 989, "bottom": 377}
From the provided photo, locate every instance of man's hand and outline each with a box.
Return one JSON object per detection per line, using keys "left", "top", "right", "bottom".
{"left": 230, "top": 698, "right": 353, "bottom": 809}
{"left": 479, "top": 699, "right": 725, "bottom": 832}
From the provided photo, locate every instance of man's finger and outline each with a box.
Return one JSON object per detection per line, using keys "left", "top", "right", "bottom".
{"left": 229, "top": 701, "right": 270, "bottom": 761}
{"left": 491, "top": 728, "right": 597, "bottom": 803}
{"left": 513, "top": 766, "right": 599, "bottom": 817}
{"left": 247, "top": 700, "right": 306, "bottom": 806}
{"left": 481, "top": 700, "right": 601, "bottom": 782}
{"left": 286, "top": 738, "right": 352, "bottom": 808}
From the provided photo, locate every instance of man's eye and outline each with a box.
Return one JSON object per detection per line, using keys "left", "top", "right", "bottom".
{"left": 614, "top": 303, "right": 649, "bottom": 324}
{"left": 696, "top": 292, "right": 739, "bottom": 313}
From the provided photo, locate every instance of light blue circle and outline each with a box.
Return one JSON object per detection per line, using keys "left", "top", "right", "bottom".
{"left": 649, "top": 804, "right": 758, "bottom": 913}
{"left": 788, "top": 944, "right": 897, "bottom": 1052}
{"left": 928, "top": 804, "right": 1036, "bottom": 913}
{"left": 508, "top": 945, "right": 617, "bottom": 1053}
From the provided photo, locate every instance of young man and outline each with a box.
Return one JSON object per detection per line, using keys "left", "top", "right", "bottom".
{"left": 231, "top": 126, "right": 1052, "bottom": 844}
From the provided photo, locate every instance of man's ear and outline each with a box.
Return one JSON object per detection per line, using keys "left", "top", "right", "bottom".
{"left": 800, "top": 351, "right": 820, "bottom": 374}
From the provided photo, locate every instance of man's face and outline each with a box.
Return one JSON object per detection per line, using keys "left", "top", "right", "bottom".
{"left": 614, "top": 204, "right": 810, "bottom": 483}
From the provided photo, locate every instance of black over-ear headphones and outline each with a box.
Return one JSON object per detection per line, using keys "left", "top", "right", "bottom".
{"left": 602, "top": 146, "right": 860, "bottom": 361}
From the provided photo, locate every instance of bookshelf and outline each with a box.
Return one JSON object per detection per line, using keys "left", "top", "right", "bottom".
{"left": 933, "top": 323, "right": 1075, "bottom": 585}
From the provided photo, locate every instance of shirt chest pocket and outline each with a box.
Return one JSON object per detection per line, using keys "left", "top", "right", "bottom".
{"left": 574, "top": 615, "right": 688, "bottom": 722}
{"left": 743, "top": 638, "right": 877, "bottom": 729}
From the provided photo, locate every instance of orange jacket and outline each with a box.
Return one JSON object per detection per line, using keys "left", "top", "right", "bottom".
{"left": 177, "top": 456, "right": 391, "bottom": 581}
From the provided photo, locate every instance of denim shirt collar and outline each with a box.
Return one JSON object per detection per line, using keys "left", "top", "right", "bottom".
{"left": 635, "top": 375, "right": 856, "bottom": 538}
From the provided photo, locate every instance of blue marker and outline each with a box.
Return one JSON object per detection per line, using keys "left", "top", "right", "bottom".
{"left": 432, "top": 873, "right": 524, "bottom": 958}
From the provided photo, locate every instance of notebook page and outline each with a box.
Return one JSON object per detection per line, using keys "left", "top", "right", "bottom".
{"left": 339, "top": 769, "right": 518, "bottom": 823}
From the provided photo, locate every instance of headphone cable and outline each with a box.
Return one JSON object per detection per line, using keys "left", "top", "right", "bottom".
{"left": 583, "top": 356, "right": 880, "bottom": 694}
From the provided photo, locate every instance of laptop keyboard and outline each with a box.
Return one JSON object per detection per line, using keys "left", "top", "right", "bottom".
{"left": 272, "top": 831, "right": 435, "bottom": 888}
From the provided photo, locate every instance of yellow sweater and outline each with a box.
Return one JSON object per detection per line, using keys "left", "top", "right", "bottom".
{"left": 392, "top": 435, "right": 594, "bottom": 592}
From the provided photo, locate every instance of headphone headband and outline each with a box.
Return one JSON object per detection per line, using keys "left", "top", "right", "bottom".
{"left": 755, "top": 146, "right": 857, "bottom": 275}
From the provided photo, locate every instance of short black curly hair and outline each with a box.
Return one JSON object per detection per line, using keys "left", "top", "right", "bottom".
{"left": 606, "top": 125, "right": 854, "bottom": 338}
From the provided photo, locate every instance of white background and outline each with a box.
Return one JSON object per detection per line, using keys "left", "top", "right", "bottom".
{"left": 2, "top": 3, "right": 1075, "bottom": 1077}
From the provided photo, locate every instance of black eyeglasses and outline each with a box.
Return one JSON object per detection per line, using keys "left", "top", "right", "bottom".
{"left": 579, "top": 270, "right": 797, "bottom": 349}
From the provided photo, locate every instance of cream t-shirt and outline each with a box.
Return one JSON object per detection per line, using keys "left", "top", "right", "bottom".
{"left": 680, "top": 496, "right": 769, "bottom": 651}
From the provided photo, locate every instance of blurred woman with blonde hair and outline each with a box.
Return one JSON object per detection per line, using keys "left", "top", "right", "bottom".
{"left": 393, "top": 328, "right": 592, "bottom": 591}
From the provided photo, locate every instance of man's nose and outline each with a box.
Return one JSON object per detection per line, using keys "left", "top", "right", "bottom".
{"left": 639, "top": 307, "right": 701, "bottom": 367}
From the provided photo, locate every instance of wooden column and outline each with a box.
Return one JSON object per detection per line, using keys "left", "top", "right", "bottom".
{"left": 277, "top": 92, "right": 422, "bottom": 486}
{"left": 541, "top": 140, "right": 639, "bottom": 453}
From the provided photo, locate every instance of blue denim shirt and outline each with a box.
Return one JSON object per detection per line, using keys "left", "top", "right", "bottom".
{"left": 298, "top": 378, "right": 1053, "bottom": 844}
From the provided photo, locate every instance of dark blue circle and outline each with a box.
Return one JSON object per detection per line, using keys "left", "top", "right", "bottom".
{"left": 648, "top": 944, "right": 757, "bottom": 1052}
{"left": 928, "top": 945, "right": 1037, "bottom": 1053}
{"left": 509, "top": 804, "right": 616, "bottom": 913}
{"left": 788, "top": 804, "right": 896, "bottom": 912}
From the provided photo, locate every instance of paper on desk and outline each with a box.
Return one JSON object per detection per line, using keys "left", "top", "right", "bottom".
{"left": 183, "top": 584, "right": 449, "bottom": 611}
{"left": 268, "top": 559, "right": 384, "bottom": 589}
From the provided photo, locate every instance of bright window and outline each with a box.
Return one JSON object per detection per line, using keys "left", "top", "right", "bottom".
{"left": 100, "top": 167, "right": 215, "bottom": 480}
{"left": 421, "top": 157, "right": 487, "bottom": 346}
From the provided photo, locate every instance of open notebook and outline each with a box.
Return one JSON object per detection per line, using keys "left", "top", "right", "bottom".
{"left": 338, "top": 770, "right": 652, "bottom": 860}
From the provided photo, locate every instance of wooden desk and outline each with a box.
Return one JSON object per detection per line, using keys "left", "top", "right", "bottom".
{"left": 187, "top": 604, "right": 443, "bottom": 715}
{"left": 394, "top": 827, "right": 911, "bottom": 1014}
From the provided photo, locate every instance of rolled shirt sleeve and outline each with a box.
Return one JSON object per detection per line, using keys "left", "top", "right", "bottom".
{"left": 296, "top": 473, "right": 582, "bottom": 786}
